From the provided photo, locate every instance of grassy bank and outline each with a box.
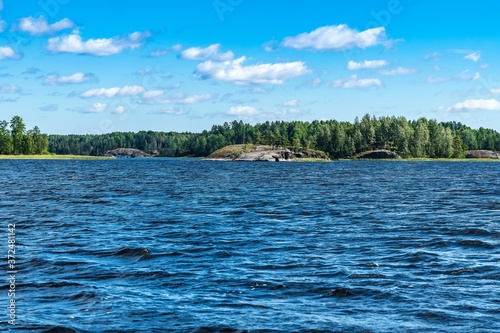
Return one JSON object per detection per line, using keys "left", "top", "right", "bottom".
{"left": 0, "top": 155, "right": 113, "bottom": 160}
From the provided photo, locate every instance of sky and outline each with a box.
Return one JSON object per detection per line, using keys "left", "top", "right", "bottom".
{"left": 0, "top": 0, "right": 500, "bottom": 134}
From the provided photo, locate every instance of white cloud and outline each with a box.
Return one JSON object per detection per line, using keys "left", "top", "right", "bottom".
{"left": 81, "top": 85, "right": 145, "bottom": 98}
{"left": 448, "top": 99, "right": 500, "bottom": 112}
{"left": 113, "top": 106, "right": 126, "bottom": 114}
{"left": 44, "top": 72, "right": 96, "bottom": 85}
{"left": 172, "top": 44, "right": 183, "bottom": 52}
{"left": 282, "top": 25, "right": 389, "bottom": 51}
{"left": 464, "top": 51, "right": 481, "bottom": 62}
{"left": 228, "top": 105, "right": 260, "bottom": 116}
{"left": 0, "top": 46, "right": 20, "bottom": 60}
{"left": 141, "top": 91, "right": 213, "bottom": 105}
{"left": 181, "top": 43, "right": 234, "bottom": 61}
{"left": 149, "top": 107, "right": 185, "bottom": 115}
{"left": 490, "top": 88, "right": 500, "bottom": 95}
{"left": 47, "top": 31, "right": 150, "bottom": 56}
{"left": 74, "top": 103, "right": 108, "bottom": 113}
{"left": 19, "top": 16, "right": 74, "bottom": 36}
{"left": 283, "top": 99, "right": 299, "bottom": 107}
{"left": 380, "top": 67, "right": 416, "bottom": 76}
{"left": 195, "top": 57, "right": 310, "bottom": 85}
{"left": 169, "top": 93, "right": 213, "bottom": 104}
{"left": 142, "top": 90, "right": 165, "bottom": 99}
{"left": 348, "top": 60, "right": 389, "bottom": 70}
{"left": 0, "top": 84, "right": 20, "bottom": 94}
{"left": 332, "top": 75, "right": 382, "bottom": 88}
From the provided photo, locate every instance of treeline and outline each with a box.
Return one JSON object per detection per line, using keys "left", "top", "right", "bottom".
{"left": 48, "top": 115, "right": 500, "bottom": 159}
{"left": 0, "top": 116, "right": 49, "bottom": 155}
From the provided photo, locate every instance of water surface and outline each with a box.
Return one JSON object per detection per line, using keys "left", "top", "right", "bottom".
{"left": 1, "top": 160, "right": 498, "bottom": 332}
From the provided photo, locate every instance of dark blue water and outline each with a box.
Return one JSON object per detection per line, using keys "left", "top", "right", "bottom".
{"left": 1, "top": 159, "right": 499, "bottom": 333}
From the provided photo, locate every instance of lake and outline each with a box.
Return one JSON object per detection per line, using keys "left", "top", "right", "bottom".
{"left": 1, "top": 159, "right": 499, "bottom": 333}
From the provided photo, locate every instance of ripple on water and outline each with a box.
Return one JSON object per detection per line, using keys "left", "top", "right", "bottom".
{"left": 2, "top": 159, "right": 499, "bottom": 333}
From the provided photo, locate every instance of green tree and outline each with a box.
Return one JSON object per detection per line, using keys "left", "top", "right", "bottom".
{"left": 10, "top": 116, "right": 27, "bottom": 154}
{"left": 0, "top": 120, "right": 13, "bottom": 154}
{"left": 30, "top": 126, "right": 49, "bottom": 154}
{"left": 452, "top": 134, "right": 465, "bottom": 158}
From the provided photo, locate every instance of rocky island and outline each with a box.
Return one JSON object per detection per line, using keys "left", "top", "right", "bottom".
{"left": 104, "top": 148, "right": 150, "bottom": 158}
{"left": 206, "top": 145, "right": 329, "bottom": 162}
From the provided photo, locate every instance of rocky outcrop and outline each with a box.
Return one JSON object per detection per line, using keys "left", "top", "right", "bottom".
{"left": 357, "top": 150, "right": 402, "bottom": 159}
{"left": 466, "top": 150, "right": 500, "bottom": 159}
{"left": 104, "top": 148, "right": 150, "bottom": 158}
{"left": 207, "top": 144, "right": 329, "bottom": 162}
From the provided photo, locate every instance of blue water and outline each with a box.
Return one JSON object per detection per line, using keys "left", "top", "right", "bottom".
{"left": 1, "top": 159, "right": 499, "bottom": 333}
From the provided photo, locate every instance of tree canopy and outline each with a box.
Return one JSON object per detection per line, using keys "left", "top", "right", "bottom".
{"left": 0, "top": 116, "right": 48, "bottom": 155}
{"left": 46, "top": 115, "right": 500, "bottom": 159}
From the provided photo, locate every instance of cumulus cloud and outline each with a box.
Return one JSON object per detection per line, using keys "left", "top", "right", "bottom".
{"left": 0, "top": 46, "right": 20, "bottom": 60}
{"left": 81, "top": 85, "right": 145, "bottom": 98}
{"left": 169, "top": 93, "right": 213, "bottom": 104}
{"left": 141, "top": 91, "right": 213, "bottom": 105}
{"left": 380, "top": 67, "right": 416, "bottom": 76}
{"left": 332, "top": 75, "right": 382, "bottom": 88}
{"left": 282, "top": 25, "right": 390, "bottom": 51}
{"left": 44, "top": 72, "right": 97, "bottom": 85}
{"left": 47, "top": 31, "right": 150, "bottom": 56}
{"left": 148, "top": 107, "right": 185, "bottom": 115}
{"left": 348, "top": 60, "right": 389, "bottom": 70}
{"left": 181, "top": 43, "right": 234, "bottom": 61}
{"left": 113, "top": 106, "right": 126, "bottom": 114}
{"left": 448, "top": 99, "right": 500, "bottom": 112}
{"left": 464, "top": 51, "right": 481, "bottom": 62}
{"left": 228, "top": 105, "right": 260, "bottom": 116}
{"left": 72, "top": 103, "right": 108, "bottom": 113}
{"left": 195, "top": 57, "right": 310, "bottom": 85}
{"left": 490, "top": 88, "right": 500, "bottom": 95}
{"left": 18, "top": 16, "right": 75, "bottom": 36}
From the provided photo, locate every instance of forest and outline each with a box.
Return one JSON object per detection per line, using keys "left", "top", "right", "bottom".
{"left": 0, "top": 116, "right": 49, "bottom": 155}
{"left": 46, "top": 114, "right": 500, "bottom": 159}
{"left": 1, "top": 115, "right": 499, "bottom": 158}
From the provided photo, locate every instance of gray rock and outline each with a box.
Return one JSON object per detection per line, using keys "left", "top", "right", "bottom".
{"left": 466, "top": 150, "right": 500, "bottom": 159}
{"left": 104, "top": 148, "right": 150, "bottom": 158}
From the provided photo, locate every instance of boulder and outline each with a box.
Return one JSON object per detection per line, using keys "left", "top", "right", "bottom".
{"left": 466, "top": 150, "right": 500, "bottom": 159}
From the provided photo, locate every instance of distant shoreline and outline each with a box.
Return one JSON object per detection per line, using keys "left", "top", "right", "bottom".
{"left": 0, "top": 155, "right": 113, "bottom": 160}
{"left": 1, "top": 155, "right": 499, "bottom": 162}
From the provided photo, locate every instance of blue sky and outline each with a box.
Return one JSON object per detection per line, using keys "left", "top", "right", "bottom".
{"left": 1, "top": 0, "right": 500, "bottom": 134}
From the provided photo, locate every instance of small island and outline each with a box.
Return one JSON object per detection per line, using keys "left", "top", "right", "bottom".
{"left": 206, "top": 144, "right": 329, "bottom": 162}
